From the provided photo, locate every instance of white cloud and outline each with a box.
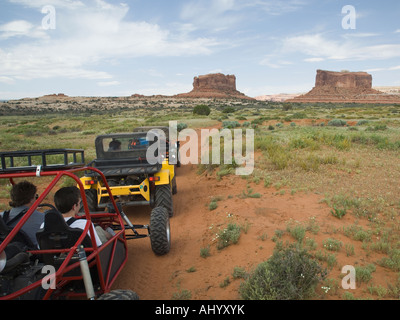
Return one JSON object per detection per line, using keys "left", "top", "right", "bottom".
{"left": 342, "top": 33, "right": 379, "bottom": 39}
{"left": 9, "top": 0, "right": 84, "bottom": 9}
{"left": 260, "top": 55, "right": 293, "bottom": 68}
{"left": 0, "top": 76, "right": 15, "bottom": 84}
{"left": 1, "top": 1, "right": 218, "bottom": 83}
{"left": 246, "top": 0, "right": 308, "bottom": 16}
{"left": 97, "top": 81, "right": 120, "bottom": 87}
{"left": 365, "top": 65, "right": 400, "bottom": 73}
{"left": 180, "top": 0, "right": 308, "bottom": 32}
{"left": 0, "top": 20, "right": 48, "bottom": 39}
{"left": 304, "top": 57, "right": 325, "bottom": 62}
{"left": 181, "top": 0, "right": 240, "bottom": 32}
{"left": 282, "top": 33, "right": 400, "bottom": 61}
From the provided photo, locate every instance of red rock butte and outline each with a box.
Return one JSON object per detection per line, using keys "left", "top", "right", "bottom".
{"left": 175, "top": 73, "right": 254, "bottom": 100}
{"left": 288, "top": 70, "right": 400, "bottom": 104}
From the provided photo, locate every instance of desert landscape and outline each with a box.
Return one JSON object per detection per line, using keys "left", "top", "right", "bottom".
{"left": 1, "top": 71, "right": 400, "bottom": 300}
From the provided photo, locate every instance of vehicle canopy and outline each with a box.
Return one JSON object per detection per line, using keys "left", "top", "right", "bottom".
{"left": 0, "top": 149, "right": 128, "bottom": 300}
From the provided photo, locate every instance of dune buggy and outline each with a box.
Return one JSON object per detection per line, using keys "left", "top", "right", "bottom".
{"left": 0, "top": 149, "right": 171, "bottom": 300}
{"left": 80, "top": 127, "right": 178, "bottom": 217}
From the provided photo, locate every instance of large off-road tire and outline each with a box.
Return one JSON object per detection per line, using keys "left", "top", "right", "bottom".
{"left": 98, "top": 289, "right": 139, "bottom": 300}
{"left": 84, "top": 189, "right": 99, "bottom": 212}
{"left": 155, "top": 184, "right": 174, "bottom": 217}
{"left": 172, "top": 175, "right": 177, "bottom": 195}
{"left": 150, "top": 207, "right": 171, "bottom": 256}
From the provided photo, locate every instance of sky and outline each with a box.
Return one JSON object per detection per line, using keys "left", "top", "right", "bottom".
{"left": 0, "top": 0, "right": 399, "bottom": 100}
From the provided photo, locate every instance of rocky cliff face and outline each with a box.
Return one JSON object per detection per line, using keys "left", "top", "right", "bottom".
{"left": 315, "top": 70, "right": 372, "bottom": 89}
{"left": 175, "top": 73, "right": 253, "bottom": 100}
{"left": 288, "top": 70, "right": 400, "bottom": 104}
{"left": 193, "top": 73, "right": 237, "bottom": 92}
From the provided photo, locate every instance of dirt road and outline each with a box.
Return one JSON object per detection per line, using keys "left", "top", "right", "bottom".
{"left": 111, "top": 159, "right": 334, "bottom": 300}
{"left": 110, "top": 126, "right": 398, "bottom": 300}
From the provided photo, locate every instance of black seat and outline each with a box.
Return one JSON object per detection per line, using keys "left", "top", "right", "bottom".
{"left": 0, "top": 215, "right": 35, "bottom": 275}
{"left": 36, "top": 209, "right": 93, "bottom": 266}
{"left": 0, "top": 214, "right": 36, "bottom": 250}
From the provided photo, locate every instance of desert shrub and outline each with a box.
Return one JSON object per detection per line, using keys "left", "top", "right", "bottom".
{"left": 282, "top": 103, "right": 292, "bottom": 111}
{"left": 355, "top": 264, "right": 376, "bottom": 284}
{"left": 193, "top": 104, "right": 211, "bottom": 116}
{"left": 292, "top": 112, "right": 307, "bottom": 119}
{"left": 177, "top": 122, "right": 188, "bottom": 132}
{"left": 366, "top": 124, "right": 388, "bottom": 131}
{"left": 208, "top": 200, "right": 218, "bottom": 211}
{"left": 356, "top": 120, "right": 369, "bottom": 126}
{"left": 286, "top": 221, "right": 306, "bottom": 243}
{"left": 379, "top": 249, "right": 400, "bottom": 271}
{"left": 328, "top": 119, "right": 347, "bottom": 127}
{"left": 239, "top": 244, "right": 327, "bottom": 300}
{"left": 172, "top": 289, "right": 192, "bottom": 300}
{"left": 217, "top": 223, "right": 241, "bottom": 250}
{"left": 331, "top": 207, "right": 347, "bottom": 219}
{"left": 232, "top": 266, "right": 247, "bottom": 279}
{"left": 222, "top": 120, "right": 240, "bottom": 129}
{"left": 323, "top": 238, "right": 343, "bottom": 252}
{"left": 200, "top": 246, "right": 210, "bottom": 258}
{"left": 222, "top": 106, "right": 236, "bottom": 113}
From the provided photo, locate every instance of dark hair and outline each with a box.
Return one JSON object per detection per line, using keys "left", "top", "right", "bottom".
{"left": 54, "top": 186, "right": 81, "bottom": 214}
{"left": 9, "top": 181, "right": 37, "bottom": 207}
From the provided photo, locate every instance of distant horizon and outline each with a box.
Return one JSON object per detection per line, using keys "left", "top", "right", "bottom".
{"left": 1, "top": 0, "right": 400, "bottom": 101}
{"left": 5, "top": 83, "right": 400, "bottom": 101}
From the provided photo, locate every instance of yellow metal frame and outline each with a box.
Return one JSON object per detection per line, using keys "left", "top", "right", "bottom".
{"left": 80, "top": 159, "right": 174, "bottom": 205}
{"left": 99, "top": 178, "right": 150, "bottom": 201}
{"left": 157, "top": 160, "right": 174, "bottom": 184}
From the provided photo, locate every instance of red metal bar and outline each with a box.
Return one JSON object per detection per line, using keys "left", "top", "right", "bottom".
{"left": 0, "top": 165, "right": 128, "bottom": 300}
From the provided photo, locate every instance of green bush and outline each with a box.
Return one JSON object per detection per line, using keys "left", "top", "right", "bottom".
{"left": 222, "top": 106, "right": 236, "bottom": 113}
{"left": 356, "top": 120, "right": 369, "bottom": 126}
{"left": 222, "top": 120, "right": 240, "bottom": 129}
{"left": 239, "top": 244, "right": 327, "bottom": 300}
{"left": 217, "top": 223, "right": 241, "bottom": 250}
{"left": 328, "top": 119, "right": 348, "bottom": 127}
{"left": 323, "top": 238, "right": 343, "bottom": 252}
{"left": 193, "top": 104, "right": 211, "bottom": 116}
{"left": 177, "top": 122, "right": 188, "bottom": 132}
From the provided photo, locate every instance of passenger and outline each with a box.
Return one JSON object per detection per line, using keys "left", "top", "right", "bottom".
{"left": 50, "top": 186, "right": 112, "bottom": 246}
{"left": 108, "top": 139, "right": 121, "bottom": 151}
{"left": 0, "top": 181, "right": 44, "bottom": 248}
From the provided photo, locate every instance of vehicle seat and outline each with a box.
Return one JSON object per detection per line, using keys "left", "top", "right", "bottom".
{"left": 36, "top": 209, "right": 93, "bottom": 266}
{"left": 0, "top": 214, "right": 36, "bottom": 250}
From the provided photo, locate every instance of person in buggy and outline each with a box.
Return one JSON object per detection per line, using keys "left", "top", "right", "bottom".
{"left": 0, "top": 181, "right": 44, "bottom": 249}
{"left": 45, "top": 186, "right": 113, "bottom": 246}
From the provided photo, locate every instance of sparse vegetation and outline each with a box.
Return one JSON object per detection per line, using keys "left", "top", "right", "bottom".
{"left": 216, "top": 223, "right": 241, "bottom": 250}
{"left": 2, "top": 97, "right": 400, "bottom": 300}
{"left": 239, "top": 244, "right": 327, "bottom": 300}
{"left": 200, "top": 246, "right": 211, "bottom": 258}
{"left": 193, "top": 104, "right": 211, "bottom": 116}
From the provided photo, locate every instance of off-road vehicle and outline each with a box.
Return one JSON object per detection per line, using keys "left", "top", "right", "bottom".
{"left": 0, "top": 149, "right": 170, "bottom": 300}
{"left": 80, "top": 129, "right": 177, "bottom": 217}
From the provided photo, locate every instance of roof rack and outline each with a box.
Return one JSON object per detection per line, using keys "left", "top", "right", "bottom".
{"left": 0, "top": 149, "right": 85, "bottom": 174}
